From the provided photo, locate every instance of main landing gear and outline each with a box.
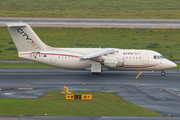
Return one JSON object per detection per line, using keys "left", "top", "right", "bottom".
{"left": 92, "top": 73, "right": 101, "bottom": 75}
{"left": 161, "top": 70, "right": 165, "bottom": 76}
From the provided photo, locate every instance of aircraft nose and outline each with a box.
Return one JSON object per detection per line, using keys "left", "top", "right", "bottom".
{"left": 167, "top": 60, "right": 177, "bottom": 69}
{"left": 170, "top": 61, "right": 177, "bottom": 68}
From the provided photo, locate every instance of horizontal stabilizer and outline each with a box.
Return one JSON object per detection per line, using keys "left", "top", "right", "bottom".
{"left": 6, "top": 23, "right": 27, "bottom": 27}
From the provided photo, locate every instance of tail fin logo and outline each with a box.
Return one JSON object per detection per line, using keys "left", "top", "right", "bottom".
{"left": 17, "top": 28, "right": 32, "bottom": 41}
{"left": 17, "top": 28, "right": 41, "bottom": 49}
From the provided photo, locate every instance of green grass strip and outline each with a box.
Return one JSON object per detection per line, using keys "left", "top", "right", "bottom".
{"left": 1, "top": 27, "right": 180, "bottom": 60}
{"left": 1, "top": 0, "right": 180, "bottom": 19}
{"left": 0, "top": 91, "right": 163, "bottom": 116}
{"left": 0, "top": 62, "right": 55, "bottom": 68}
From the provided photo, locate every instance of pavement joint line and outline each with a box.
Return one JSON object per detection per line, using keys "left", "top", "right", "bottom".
{"left": 163, "top": 89, "right": 180, "bottom": 97}
{"left": 18, "top": 88, "right": 33, "bottom": 90}
{"left": 132, "top": 85, "right": 180, "bottom": 97}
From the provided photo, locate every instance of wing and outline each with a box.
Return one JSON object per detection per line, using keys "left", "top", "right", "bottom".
{"left": 80, "top": 48, "right": 115, "bottom": 60}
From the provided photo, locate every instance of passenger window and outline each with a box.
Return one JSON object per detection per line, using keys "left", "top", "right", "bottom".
{"left": 139, "top": 57, "right": 141, "bottom": 59}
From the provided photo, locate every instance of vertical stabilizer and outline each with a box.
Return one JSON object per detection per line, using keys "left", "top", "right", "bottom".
{"left": 7, "top": 23, "right": 50, "bottom": 52}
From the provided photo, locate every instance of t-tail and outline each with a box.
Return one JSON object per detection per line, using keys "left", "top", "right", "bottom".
{"left": 7, "top": 23, "right": 51, "bottom": 52}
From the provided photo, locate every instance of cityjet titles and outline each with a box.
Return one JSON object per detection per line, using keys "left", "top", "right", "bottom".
{"left": 17, "top": 28, "right": 41, "bottom": 49}
{"left": 123, "top": 52, "right": 141, "bottom": 55}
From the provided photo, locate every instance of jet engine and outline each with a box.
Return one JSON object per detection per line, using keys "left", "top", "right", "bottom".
{"left": 102, "top": 56, "right": 124, "bottom": 68}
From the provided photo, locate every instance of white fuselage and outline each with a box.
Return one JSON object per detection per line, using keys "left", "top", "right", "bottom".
{"left": 19, "top": 48, "right": 176, "bottom": 71}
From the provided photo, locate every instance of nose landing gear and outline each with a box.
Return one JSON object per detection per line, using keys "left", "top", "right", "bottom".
{"left": 161, "top": 70, "right": 165, "bottom": 76}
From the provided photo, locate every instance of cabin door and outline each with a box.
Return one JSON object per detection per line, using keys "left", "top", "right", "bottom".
{"left": 50, "top": 54, "right": 57, "bottom": 64}
{"left": 143, "top": 54, "right": 149, "bottom": 65}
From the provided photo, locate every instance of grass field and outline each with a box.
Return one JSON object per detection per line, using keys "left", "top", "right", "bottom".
{"left": 0, "top": 0, "right": 180, "bottom": 19}
{"left": 0, "top": 62, "right": 55, "bottom": 68}
{"left": 0, "top": 27, "right": 180, "bottom": 60}
{"left": 0, "top": 91, "right": 163, "bottom": 116}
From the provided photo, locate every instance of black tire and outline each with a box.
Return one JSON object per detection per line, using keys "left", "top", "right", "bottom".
{"left": 92, "top": 73, "right": 100, "bottom": 75}
{"left": 161, "top": 72, "right": 165, "bottom": 76}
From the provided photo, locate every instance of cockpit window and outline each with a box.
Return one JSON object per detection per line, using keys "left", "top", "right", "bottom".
{"left": 154, "top": 55, "right": 164, "bottom": 59}
{"left": 154, "top": 55, "right": 157, "bottom": 59}
{"left": 157, "top": 56, "right": 161, "bottom": 59}
{"left": 160, "top": 56, "right": 164, "bottom": 59}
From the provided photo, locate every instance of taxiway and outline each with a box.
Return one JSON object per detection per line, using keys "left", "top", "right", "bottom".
{"left": 1, "top": 17, "right": 180, "bottom": 28}
{"left": 0, "top": 68, "right": 180, "bottom": 119}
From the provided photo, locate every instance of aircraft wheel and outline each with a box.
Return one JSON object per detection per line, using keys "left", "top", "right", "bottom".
{"left": 161, "top": 71, "right": 165, "bottom": 76}
{"left": 92, "top": 73, "right": 100, "bottom": 75}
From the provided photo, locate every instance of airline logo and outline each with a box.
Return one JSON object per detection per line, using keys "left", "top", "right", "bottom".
{"left": 17, "top": 28, "right": 41, "bottom": 49}
{"left": 17, "top": 28, "right": 32, "bottom": 41}
{"left": 123, "top": 52, "right": 141, "bottom": 55}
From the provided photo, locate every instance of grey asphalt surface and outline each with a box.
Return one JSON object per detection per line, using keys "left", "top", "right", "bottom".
{"left": 1, "top": 17, "right": 180, "bottom": 28}
{"left": 0, "top": 68, "right": 180, "bottom": 120}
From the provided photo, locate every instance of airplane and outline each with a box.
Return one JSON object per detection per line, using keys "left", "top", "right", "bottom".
{"left": 6, "top": 23, "right": 177, "bottom": 76}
